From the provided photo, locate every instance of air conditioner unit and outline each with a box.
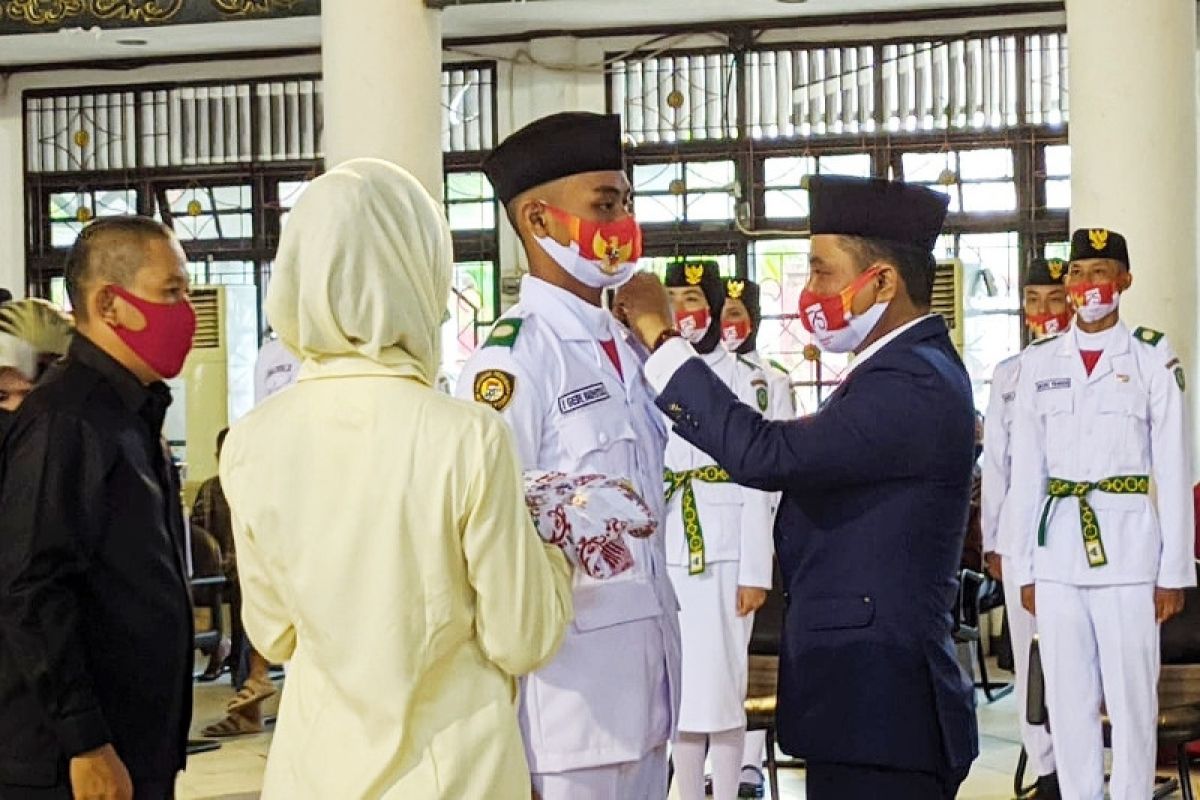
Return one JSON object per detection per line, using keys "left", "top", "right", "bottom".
{"left": 932, "top": 258, "right": 965, "bottom": 356}
{"left": 163, "top": 284, "right": 258, "bottom": 501}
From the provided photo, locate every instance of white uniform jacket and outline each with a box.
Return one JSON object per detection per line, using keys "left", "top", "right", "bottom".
{"left": 456, "top": 276, "right": 682, "bottom": 774}
{"left": 663, "top": 349, "right": 775, "bottom": 588}
{"left": 982, "top": 353, "right": 1021, "bottom": 556}
{"left": 1007, "top": 322, "right": 1195, "bottom": 589}
{"left": 744, "top": 350, "right": 797, "bottom": 422}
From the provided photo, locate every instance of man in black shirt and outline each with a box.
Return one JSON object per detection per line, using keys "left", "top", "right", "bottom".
{"left": 0, "top": 217, "right": 197, "bottom": 800}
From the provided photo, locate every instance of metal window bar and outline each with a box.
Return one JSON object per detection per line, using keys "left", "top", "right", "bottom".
{"left": 25, "top": 66, "right": 496, "bottom": 174}
{"left": 609, "top": 50, "right": 738, "bottom": 145}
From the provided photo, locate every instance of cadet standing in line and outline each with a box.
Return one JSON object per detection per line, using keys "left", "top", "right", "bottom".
{"left": 1008, "top": 228, "right": 1194, "bottom": 800}
{"left": 719, "top": 276, "right": 791, "bottom": 798}
{"left": 661, "top": 262, "right": 773, "bottom": 800}
{"left": 456, "top": 112, "right": 681, "bottom": 800}
{"left": 721, "top": 278, "right": 796, "bottom": 422}
{"left": 981, "top": 257, "right": 1069, "bottom": 800}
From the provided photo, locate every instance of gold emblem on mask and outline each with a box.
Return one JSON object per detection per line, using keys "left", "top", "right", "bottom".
{"left": 685, "top": 265, "right": 705, "bottom": 286}
{"left": 1048, "top": 259, "right": 1065, "bottom": 280}
{"left": 592, "top": 232, "right": 632, "bottom": 275}
{"left": 1089, "top": 229, "right": 1109, "bottom": 251}
{"left": 727, "top": 280, "right": 746, "bottom": 300}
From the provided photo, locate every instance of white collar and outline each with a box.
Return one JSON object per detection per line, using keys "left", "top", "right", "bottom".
{"left": 1071, "top": 321, "right": 1123, "bottom": 351}
{"left": 847, "top": 314, "right": 937, "bottom": 375}
{"left": 520, "top": 275, "right": 613, "bottom": 341}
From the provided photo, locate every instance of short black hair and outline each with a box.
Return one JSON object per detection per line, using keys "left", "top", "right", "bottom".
{"left": 64, "top": 216, "right": 174, "bottom": 320}
{"left": 217, "top": 427, "right": 230, "bottom": 451}
{"left": 840, "top": 236, "right": 936, "bottom": 309}
{"left": 0, "top": 289, "right": 12, "bottom": 304}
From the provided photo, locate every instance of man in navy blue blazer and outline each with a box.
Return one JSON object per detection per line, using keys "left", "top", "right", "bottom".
{"left": 616, "top": 175, "right": 978, "bottom": 799}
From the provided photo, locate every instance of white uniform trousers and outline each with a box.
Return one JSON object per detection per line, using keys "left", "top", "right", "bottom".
{"left": 532, "top": 743, "right": 669, "bottom": 800}
{"left": 1002, "top": 558, "right": 1056, "bottom": 777}
{"left": 669, "top": 562, "right": 754, "bottom": 733}
{"left": 1036, "top": 581, "right": 1159, "bottom": 800}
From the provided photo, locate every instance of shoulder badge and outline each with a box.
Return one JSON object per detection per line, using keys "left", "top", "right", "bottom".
{"left": 1175, "top": 366, "right": 1186, "bottom": 392}
{"left": 756, "top": 386, "right": 769, "bottom": 412}
{"left": 484, "top": 319, "right": 523, "bottom": 349}
{"left": 1133, "top": 326, "right": 1164, "bottom": 347}
{"left": 1029, "top": 333, "right": 1061, "bottom": 347}
{"left": 474, "top": 369, "right": 515, "bottom": 411}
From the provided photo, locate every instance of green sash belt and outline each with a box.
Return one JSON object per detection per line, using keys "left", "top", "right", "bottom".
{"left": 664, "top": 466, "right": 731, "bottom": 575}
{"left": 1038, "top": 475, "right": 1150, "bottom": 568}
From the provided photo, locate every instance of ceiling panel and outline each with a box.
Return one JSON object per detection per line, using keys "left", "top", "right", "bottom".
{"left": 0, "top": 0, "right": 1056, "bottom": 68}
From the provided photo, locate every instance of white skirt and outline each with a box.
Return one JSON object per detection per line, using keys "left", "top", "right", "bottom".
{"left": 668, "top": 561, "right": 753, "bottom": 733}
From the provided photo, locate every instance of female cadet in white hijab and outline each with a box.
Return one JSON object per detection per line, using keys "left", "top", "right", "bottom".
{"left": 219, "top": 159, "right": 574, "bottom": 799}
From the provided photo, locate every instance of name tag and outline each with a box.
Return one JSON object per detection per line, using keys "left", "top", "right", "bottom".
{"left": 558, "top": 383, "right": 611, "bottom": 415}
{"left": 1036, "top": 378, "right": 1071, "bottom": 392}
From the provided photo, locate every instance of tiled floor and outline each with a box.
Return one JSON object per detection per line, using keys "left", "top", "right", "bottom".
{"left": 175, "top": 662, "right": 1194, "bottom": 799}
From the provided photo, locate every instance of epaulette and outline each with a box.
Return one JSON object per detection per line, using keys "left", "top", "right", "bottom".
{"left": 1029, "top": 333, "right": 1061, "bottom": 347}
{"left": 1133, "top": 326, "right": 1165, "bottom": 347}
{"left": 483, "top": 318, "right": 523, "bottom": 349}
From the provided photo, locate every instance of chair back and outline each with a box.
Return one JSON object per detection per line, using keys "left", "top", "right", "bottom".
{"left": 1161, "top": 561, "right": 1200, "bottom": 665}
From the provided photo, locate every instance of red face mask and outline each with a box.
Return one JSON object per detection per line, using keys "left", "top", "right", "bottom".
{"left": 1026, "top": 310, "right": 1072, "bottom": 338}
{"left": 109, "top": 285, "right": 197, "bottom": 380}
{"left": 674, "top": 308, "right": 711, "bottom": 343}
{"left": 543, "top": 205, "right": 644, "bottom": 274}
{"left": 798, "top": 267, "right": 882, "bottom": 335}
{"left": 721, "top": 320, "right": 752, "bottom": 351}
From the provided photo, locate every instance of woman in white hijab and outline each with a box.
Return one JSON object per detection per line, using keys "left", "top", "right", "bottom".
{"left": 220, "top": 159, "right": 573, "bottom": 799}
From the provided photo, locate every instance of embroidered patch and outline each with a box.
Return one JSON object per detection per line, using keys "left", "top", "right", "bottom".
{"left": 1035, "top": 378, "right": 1071, "bottom": 392}
{"left": 1176, "top": 367, "right": 1186, "bottom": 392}
{"left": 1001, "top": 391, "right": 1016, "bottom": 403}
{"left": 474, "top": 369, "right": 515, "bottom": 411}
{"left": 558, "top": 383, "right": 611, "bottom": 415}
{"left": 756, "top": 386, "right": 769, "bottom": 412}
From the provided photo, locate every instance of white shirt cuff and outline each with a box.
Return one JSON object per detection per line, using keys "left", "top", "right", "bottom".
{"left": 644, "top": 337, "right": 697, "bottom": 394}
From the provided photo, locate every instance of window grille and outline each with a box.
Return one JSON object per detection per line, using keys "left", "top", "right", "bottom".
{"left": 745, "top": 46, "right": 876, "bottom": 139}
{"left": 610, "top": 52, "right": 739, "bottom": 145}
{"left": 1025, "top": 32, "right": 1069, "bottom": 126}
{"left": 25, "top": 64, "right": 498, "bottom": 173}
{"left": 442, "top": 64, "right": 496, "bottom": 153}
{"left": 880, "top": 36, "right": 1019, "bottom": 132}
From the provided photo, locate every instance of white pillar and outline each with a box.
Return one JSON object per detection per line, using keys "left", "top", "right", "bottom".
{"left": 321, "top": 0, "right": 444, "bottom": 198}
{"left": 1066, "top": 0, "right": 1198, "bottom": 467}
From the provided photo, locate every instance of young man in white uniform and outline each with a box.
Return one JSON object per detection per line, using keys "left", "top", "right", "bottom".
{"left": 456, "top": 112, "right": 681, "bottom": 800}
{"left": 662, "top": 262, "right": 773, "bottom": 800}
{"left": 1009, "top": 228, "right": 1195, "bottom": 800}
{"left": 981, "top": 257, "right": 1069, "bottom": 800}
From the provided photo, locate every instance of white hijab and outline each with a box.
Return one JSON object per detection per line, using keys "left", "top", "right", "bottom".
{"left": 266, "top": 159, "right": 452, "bottom": 386}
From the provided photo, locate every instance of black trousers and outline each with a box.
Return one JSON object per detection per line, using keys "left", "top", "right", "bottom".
{"left": 806, "top": 761, "right": 967, "bottom": 800}
{"left": 0, "top": 780, "right": 175, "bottom": 800}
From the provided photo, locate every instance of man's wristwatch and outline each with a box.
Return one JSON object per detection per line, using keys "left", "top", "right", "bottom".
{"left": 652, "top": 328, "right": 682, "bottom": 353}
